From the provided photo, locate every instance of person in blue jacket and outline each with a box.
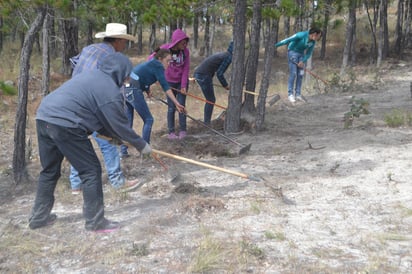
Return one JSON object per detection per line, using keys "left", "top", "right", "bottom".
{"left": 194, "top": 41, "right": 233, "bottom": 125}
{"left": 120, "top": 48, "right": 185, "bottom": 156}
{"left": 275, "top": 27, "right": 322, "bottom": 103}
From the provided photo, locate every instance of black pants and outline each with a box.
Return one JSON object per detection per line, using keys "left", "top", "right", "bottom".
{"left": 29, "top": 120, "right": 105, "bottom": 230}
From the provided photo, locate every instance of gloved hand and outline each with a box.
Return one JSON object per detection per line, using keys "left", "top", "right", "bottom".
{"left": 140, "top": 143, "right": 152, "bottom": 155}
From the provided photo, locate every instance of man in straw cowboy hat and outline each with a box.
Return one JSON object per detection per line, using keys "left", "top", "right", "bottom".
{"left": 69, "top": 23, "right": 140, "bottom": 195}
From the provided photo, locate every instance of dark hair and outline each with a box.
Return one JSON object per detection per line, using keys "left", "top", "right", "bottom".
{"left": 309, "top": 27, "right": 322, "bottom": 36}
{"left": 154, "top": 48, "right": 171, "bottom": 60}
{"left": 103, "top": 37, "right": 118, "bottom": 43}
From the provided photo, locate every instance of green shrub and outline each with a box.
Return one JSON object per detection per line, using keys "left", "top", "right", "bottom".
{"left": 384, "top": 109, "right": 412, "bottom": 127}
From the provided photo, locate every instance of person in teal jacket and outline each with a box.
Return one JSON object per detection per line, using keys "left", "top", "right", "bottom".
{"left": 275, "top": 27, "right": 322, "bottom": 103}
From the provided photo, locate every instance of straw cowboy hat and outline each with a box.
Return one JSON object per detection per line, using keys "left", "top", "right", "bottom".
{"left": 95, "top": 23, "right": 136, "bottom": 41}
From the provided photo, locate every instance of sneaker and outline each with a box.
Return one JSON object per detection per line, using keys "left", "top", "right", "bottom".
{"left": 72, "top": 189, "right": 82, "bottom": 195}
{"left": 288, "top": 95, "right": 296, "bottom": 103}
{"left": 120, "top": 151, "right": 130, "bottom": 159}
{"left": 119, "top": 179, "right": 140, "bottom": 192}
{"left": 296, "top": 95, "right": 305, "bottom": 102}
{"left": 29, "top": 213, "right": 57, "bottom": 229}
{"left": 178, "top": 131, "right": 187, "bottom": 139}
{"left": 167, "top": 132, "right": 179, "bottom": 140}
{"left": 87, "top": 218, "right": 120, "bottom": 233}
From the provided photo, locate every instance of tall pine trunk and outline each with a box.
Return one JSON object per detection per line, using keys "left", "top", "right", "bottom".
{"left": 255, "top": 18, "right": 278, "bottom": 131}
{"left": 13, "top": 7, "right": 46, "bottom": 184}
{"left": 225, "top": 0, "right": 246, "bottom": 133}
{"left": 243, "top": 0, "right": 262, "bottom": 113}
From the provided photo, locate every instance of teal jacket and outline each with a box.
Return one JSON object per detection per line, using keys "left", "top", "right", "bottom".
{"left": 275, "top": 30, "right": 316, "bottom": 62}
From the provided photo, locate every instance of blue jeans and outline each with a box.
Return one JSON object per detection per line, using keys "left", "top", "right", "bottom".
{"left": 121, "top": 86, "right": 153, "bottom": 155}
{"left": 167, "top": 82, "right": 187, "bottom": 133}
{"left": 31, "top": 120, "right": 105, "bottom": 229}
{"left": 287, "top": 50, "right": 304, "bottom": 97}
{"left": 70, "top": 132, "right": 124, "bottom": 190}
{"left": 194, "top": 73, "right": 215, "bottom": 124}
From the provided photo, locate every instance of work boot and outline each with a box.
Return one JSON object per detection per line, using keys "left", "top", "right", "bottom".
{"left": 29, "top": 213, "right": 57, "bottom": 229}
{"left": 86, "top": 218, "right": 120, "bottom": 233}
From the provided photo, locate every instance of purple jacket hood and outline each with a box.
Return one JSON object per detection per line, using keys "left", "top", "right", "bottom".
{"left": 168, "top": 29, "right": 189, "bottom": 49}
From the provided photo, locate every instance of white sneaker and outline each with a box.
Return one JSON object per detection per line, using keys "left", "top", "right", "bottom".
{"left": 288, "top": 95, "right": 295, "bottom": 103}
{"left": 296, "top": 95, "right": 305, "bottom": 102}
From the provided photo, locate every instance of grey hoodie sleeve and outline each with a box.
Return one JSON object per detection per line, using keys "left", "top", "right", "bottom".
{"left": 96, "top": 97, "right": 147, "bottom": 151}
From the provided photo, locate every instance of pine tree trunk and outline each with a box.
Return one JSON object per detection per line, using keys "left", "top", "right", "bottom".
{"left": 243, "top": 0, "right": 262, "bottom": 113}
{"left": 0, "top": 16, "right": 3, "bottom": 53}
{"left": 13, "top": 7, "right": 47, "bottom": 184}
{"left": 193, "top": 12, "right": 199, "bottom": 49}
{"left": 340, "top": 0, "right": 356, "bottom": 75}
{"left": 255, "top": 18, "right": 278, "bottom": 131}
{"left": 204, "top": 13, "right": 211, "bottom": 57}
{"left": 61, "top": 17, "right": 78, "bottom": 75}
{"left": 41, "top": 9, "right": 51, "bottom": 96}
{"left": 149, "top": 24, "right": 156, "bottom": 52}
{"left": 394, "top": 0, "right": 404, "bottom": 56}
{"left": 225, "top": 0, "right": 246, "bottom": 133}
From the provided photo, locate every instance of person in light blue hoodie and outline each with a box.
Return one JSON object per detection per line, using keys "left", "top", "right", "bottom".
{"left": 275, "top": 27, "right": 322, "bottom": 103}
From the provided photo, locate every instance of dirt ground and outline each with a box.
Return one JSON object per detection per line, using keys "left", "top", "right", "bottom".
{"left": 1, "top": 56, "right": 412, "bottom": 273}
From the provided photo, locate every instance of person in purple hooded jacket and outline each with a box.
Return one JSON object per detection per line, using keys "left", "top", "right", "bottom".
{"left": 153, "top": 29, "right": 190, "bottom": 140}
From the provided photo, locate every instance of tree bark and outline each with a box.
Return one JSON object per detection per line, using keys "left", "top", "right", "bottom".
{"left": 340, "top": 0, "right": 357, "bottom": 75}
{"left": 61, "top": 16, "right": 78, "bottom": 75}
{"left": 204, "top": 12, "right": 211, "bottom": 57}
{"left": 256, "top": 18, "right": 278, "bottom": 131}
{"left": 149, "top": 23, "right": 156, "bottom": 52}
{"left": 13, "top": 7, "right": 47, "bottom": 184}
{"left": 41, "top": 8, "right": 51, "bottom": 96}
{"left": 320, "top": 1, "right": 333, "bottom": 59}
{"left": 0, "top": 16, "right": 3, "bottom": 53}
{"left": 394, "top": 0, "right": 404, "bottom": 56}
{"left": 225, "top": 0, "right": 246, "bottom": 133}
{"left": 243, "top": 0, "right": 262, "bottom": 113}
{"left": 137, "top": 23, "right": 143, "bottom": 55}
{"left": 193, "top": 11, "right": 199, "bottom": 49}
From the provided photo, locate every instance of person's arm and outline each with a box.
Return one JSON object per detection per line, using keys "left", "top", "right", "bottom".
{"left": 275, "top": 32, "right": 303, "bottom": 48}
{"left": 165, "top": 89, "right": 185, "bottom": 113}
{"left": 216, "top": 53, "right": 232, "bottom": 89}
{"left": 180, "top": 48, "right": 190, "bottom": 94}
{"left": 303, "top": 43, "right": 315, "bottom": 63}
{"left": 154, "top": 63, "right": 185, "bottom": 113}
{"left": 97, "top": 97, "right": 149, "bottom": 153}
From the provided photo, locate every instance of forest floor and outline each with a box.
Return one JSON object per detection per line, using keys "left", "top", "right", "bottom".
{"left": 1, "top": 53, "right": 412, "bottom": 273}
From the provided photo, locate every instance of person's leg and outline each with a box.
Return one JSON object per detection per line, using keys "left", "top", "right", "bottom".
{"left": 295, "top": 55, "right": 304, "bottom": 97}
{"left": 287, "top": 51, "right": 299, "bottom": 98}
{"left": 120, "top": 101, "right": 134, "bottom": 156}
{"left": 195, "top": 73, "right": 215, "bottom": 124}
{"left": 167, "top": 83, "right": 179, "bottom": 136}
{"left": 69, "top": 166, "right": 82, "bottom": 191}
{"left": 125, "top": 88, "right": 153, "bottom": 143}
{"left": 135, "top": 94, "right": 154, "bottom": 144}
{"left": 29, "top": 120, "right": 63, "bottom": 229}
{"left": 176, "top": 83, "right": 187, "bottom": 136}
{"left": 92, "top": 133, "right": 125, "bottom": 189}
{"left": 56, "top": 127, "right": 107, "bottom": 231}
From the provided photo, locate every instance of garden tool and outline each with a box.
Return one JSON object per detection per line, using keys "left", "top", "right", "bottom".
{"left": 170, "top": 87, "right": 227, "bottom": 110}
{"left": 155, "top": 97, "right": 251, "bottom": 155}
{"left": 96, "top": 135, "right": 259, "bottom": 181}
